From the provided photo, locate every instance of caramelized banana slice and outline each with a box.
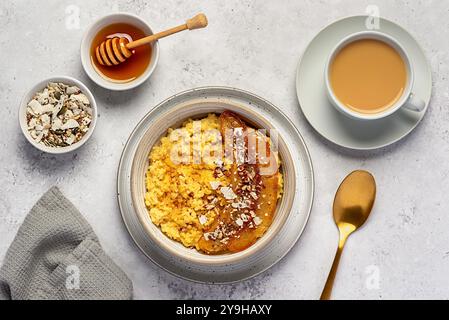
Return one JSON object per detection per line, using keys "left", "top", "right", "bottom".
{"left": 198, "top": 111, "right": 280, "bottom": 254}
{"left": 198, "top": 112, "right": 248, "bottom": 253}
{"left": 227, "top": 118, "right": 279, "bottom": 252}
{"left": 197, "top": 205, "right": 234, "bottom": 254}
{"left": 227, "top": 173, "right": 279, "bottom": 252}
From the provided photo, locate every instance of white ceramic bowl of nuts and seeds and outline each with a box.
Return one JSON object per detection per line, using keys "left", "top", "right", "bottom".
{"left": 19, "top": 76, "right": 97, "bottom": 154}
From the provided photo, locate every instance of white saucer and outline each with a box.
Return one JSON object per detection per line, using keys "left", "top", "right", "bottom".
{"left": 296, "top": 16, "right": 432, "bottom": 150}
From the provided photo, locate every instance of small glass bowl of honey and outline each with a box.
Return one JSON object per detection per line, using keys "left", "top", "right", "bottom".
{"left": 81, "top": 13, "right": 159, "bottom": 91}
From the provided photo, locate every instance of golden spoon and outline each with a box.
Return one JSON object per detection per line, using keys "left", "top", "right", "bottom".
{"left": 95, "top": 13, "right": 208, "bottom": 66}
{"left": 320, "top": 170, "right": 376, "bottom": 300}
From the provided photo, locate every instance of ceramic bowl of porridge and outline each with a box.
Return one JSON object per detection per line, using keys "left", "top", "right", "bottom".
{"left": 118, "top": 87, "right": 314, "bottom": 282}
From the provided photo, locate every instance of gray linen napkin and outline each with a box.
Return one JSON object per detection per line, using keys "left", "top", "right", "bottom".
{"left": 0, "top": 187, "right": 133, "bottom": 300}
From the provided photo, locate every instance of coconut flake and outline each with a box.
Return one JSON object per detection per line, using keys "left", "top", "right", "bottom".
{"left": 60, "top": 119, "right": 79, "bottom": 130}
{"left": 253, "top": 216, "right": 262, "bottom": 226}
{"left": 198, "top": 215, "right": 208, "bottom": 225}
{"left": 209, "top": 181, "right": 221, "bottom": 190}
{"left": 66, "top": 86, "right": 80, "bottom": 95}
{"left": 51, "top": 118, "right": 63, "bottom": 131}
{"left": 235, "top": 218, "right": 244, "bottom": 227}
{"left": 71, "top": 93, "right": 90, "bottom": 105}
{"left": 220, "top": 187, "right": 237, "bottom": 200}
{"left": 28, "top": 100, "right": 43, "bottom": 114}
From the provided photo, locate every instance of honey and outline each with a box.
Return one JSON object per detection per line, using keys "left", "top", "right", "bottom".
{"left": 90, "top": 23, "right": 152, "bottom": 83}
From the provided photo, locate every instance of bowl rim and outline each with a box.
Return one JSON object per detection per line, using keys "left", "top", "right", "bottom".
{"left": 80, "top": 12, "right": 160, "bottom": 91}
{"left": 129, "top": 95, "right": 297, "bottom": 265}
{"left": 18, "top": 75, "right": 97, "bottom": 154}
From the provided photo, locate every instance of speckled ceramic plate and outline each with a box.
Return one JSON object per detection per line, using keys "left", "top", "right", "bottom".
{"left": 117, "top": 87, "right": 314, "bottom": 283}
{"left": 296, "top": 16, "right": 432, "bottom": 150}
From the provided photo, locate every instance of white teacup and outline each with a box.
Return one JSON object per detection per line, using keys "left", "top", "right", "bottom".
{"left": 325, "top": 31, "right": 425, "bottom": 121}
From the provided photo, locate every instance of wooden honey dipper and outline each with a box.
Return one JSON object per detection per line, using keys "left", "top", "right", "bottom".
{"left": 95, "top": 13, "right": 208, "bottom": 66}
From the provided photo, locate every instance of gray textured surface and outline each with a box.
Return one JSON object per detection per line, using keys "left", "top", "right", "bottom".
{"left": 0, "top": 0, "right": 447, "bottom": 299}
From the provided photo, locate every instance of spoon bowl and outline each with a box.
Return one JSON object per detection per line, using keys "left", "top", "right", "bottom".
{"left": 333, "top": 170, "right": 375, "bottom": 230}
{"left": 321, "top": 170, "right": 376, "bottom": 300}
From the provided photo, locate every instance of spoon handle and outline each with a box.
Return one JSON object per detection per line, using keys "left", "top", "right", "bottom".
{"left": 126, "top": 14, "right": 208, "bottom": 50}
{"left": 320, "top": 233, "right": 349, "bottom": 300}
